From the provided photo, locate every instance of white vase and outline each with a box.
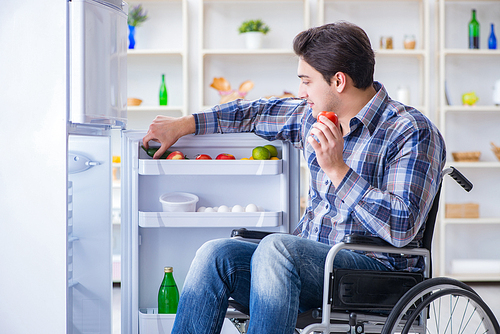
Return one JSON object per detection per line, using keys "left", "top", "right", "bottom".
{"left": 244, "top": 31, "right": 263, "bottom": 49}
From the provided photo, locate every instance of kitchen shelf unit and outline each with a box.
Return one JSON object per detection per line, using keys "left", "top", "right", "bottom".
{"left": 126, "top": 0, "right": 188, "bottom": 128}
{"left": 438, "top": 0, "right": 500, "bottom": 281}
{"left": 198, "top": 0, "right": 310, "bottom": 109}
{"left": 317, "top": 0, "right": 431, "bottom": 115}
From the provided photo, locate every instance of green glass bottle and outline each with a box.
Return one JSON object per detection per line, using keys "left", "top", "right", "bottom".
{"left": 158, "top": 267, "right": 179, "bottom": 314}
{"left": 468, "top": 9, "right": 480, "bottom": 49}
{"left": 159, "top": 74, "right": 168, "bottom": 105}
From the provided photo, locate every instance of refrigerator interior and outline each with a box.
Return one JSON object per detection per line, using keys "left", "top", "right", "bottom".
{"left": 68, "top": 133, "right": 113, "bottom": 334}
{"left": 121, "top": 130, "right": 301, "bottom": 333}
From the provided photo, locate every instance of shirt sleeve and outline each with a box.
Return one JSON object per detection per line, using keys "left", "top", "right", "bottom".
{"left": 193, "top": 98, "right": 307, "bottom": 148}
{"left": 335, "top": 124, "right": 446, "bottom": 248}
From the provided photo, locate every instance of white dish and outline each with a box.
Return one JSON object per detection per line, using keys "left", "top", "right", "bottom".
{"left": 159, "top": 192, "right": 199, "bottom": 212}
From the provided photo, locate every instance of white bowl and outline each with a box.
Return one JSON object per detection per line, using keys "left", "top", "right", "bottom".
{"left": 159, "top": 192, "right": 199, "bottom": 212}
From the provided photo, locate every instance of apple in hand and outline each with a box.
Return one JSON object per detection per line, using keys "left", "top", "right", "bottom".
{"left": 167, "top": 151, "right": 185, "bottom": 160}
{"left": 195, "top": 154, "right": 212, "bottom": 160}
{"left": 317, "top": 111, "right": 339, "bottom": 126}
{"left": 216, "top": 153, "right": 236, "bottom": 160}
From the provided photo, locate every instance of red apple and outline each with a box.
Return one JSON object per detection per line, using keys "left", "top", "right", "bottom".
{"left": 195, "top": 154, "right": 212, "bottom": 160}
{"left": 167, "top": 151, "right": 185, "bottom": 160}
{"left": 318, "top": 111, "right": 339, "bottom": 126}
{"left": 216, "top": 153, "right": 236, "bottom": 160}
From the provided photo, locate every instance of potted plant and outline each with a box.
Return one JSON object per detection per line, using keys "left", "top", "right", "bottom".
{"left": 238, "top": 19, "right": 270, "bottom": 49}
{"left": 127, "top": 4, "right": 149, "bottom": 49}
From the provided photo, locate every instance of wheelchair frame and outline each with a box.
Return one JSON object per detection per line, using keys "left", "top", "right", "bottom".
{"left": 226, "top": 167, "right": 500, "bottom": 334}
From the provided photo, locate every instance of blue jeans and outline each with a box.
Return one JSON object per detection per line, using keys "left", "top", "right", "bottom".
{"left": 171, "top": 234, "right": 389, "bottom": 334}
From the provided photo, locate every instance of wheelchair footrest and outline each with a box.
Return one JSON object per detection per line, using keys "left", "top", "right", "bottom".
{"left": 331, "top": 269, "right": 423, "bottom": 310}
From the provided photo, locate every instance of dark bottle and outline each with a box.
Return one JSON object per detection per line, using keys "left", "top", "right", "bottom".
{"left": 489, "top": 23, "right": 497, "bottom": 49}
{"left": 468, "top": 9, "right": 480, "bottom": 49}
{"left": 158, "top": 267, "right": 179, "bottom": 314}
{"left": 159, "top": 74, "right": 168, "bottom": 106}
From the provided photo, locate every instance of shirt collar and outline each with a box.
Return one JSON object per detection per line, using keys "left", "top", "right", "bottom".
{"left": 351, "top": 81, "right": 389, "bottom": 136}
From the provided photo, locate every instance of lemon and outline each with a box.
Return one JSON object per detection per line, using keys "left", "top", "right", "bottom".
{"left": 252, "top": 146, "right": 271, "bottom": 160}
{"left": 263, "top": 144, "right": 278, "bottom": 157}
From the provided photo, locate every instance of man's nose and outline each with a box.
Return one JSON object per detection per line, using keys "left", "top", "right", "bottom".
{"left": 298, "top": 85, "right": 307, "bottom": 99}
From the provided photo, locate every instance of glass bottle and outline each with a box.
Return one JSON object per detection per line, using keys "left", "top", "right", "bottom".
{"left": 158, "top": 267, "right": 179, "bottom": 314}
{"left": 468, "top": 9, "right": 480, "bottom": 49}
{"left": 488, "top": 23, "right": 497, "bottom": 50}
{"left": 159, "top": 74, "right": 168, "bottom": 106}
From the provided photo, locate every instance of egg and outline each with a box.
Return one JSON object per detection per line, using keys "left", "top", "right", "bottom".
{"left": 197, "top": 206, "right": 206, "bottom": 212}
{"left": 231, "top": 205, "right": 244, "bottom": 212}
{"left": 204, "top": 207, "right": 215, "bottom": 212}
{"left": 245, "top": 203, "right": 258, "bottom": 212}
{"left": 218, "top": 205, "right": 230, "bottom": 212}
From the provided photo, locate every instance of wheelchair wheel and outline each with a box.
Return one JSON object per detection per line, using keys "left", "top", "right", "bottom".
{"left": 382, "top": 277, "right": 500, "bottom": 334}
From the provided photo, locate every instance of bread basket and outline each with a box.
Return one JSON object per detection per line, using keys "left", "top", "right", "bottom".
{"left": 451, "top": 151, "right": 481, "bottom": 162}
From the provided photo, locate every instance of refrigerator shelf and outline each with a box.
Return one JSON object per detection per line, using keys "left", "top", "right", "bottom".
{"left": 138, "top": 159, "right": 283, "bottom": 175}
{"left": 139, "top": 211, "right": 282, "bottom": 227}
{"left": 139, "top": 308, "right": 175, "bottom": 334}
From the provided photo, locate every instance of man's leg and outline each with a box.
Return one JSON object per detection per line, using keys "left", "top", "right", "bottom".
{"left": 247, "top": 234, "right": 389, "bottom": 334}
{"left": 171, "top": 238, "right": 257, "bottom": 334}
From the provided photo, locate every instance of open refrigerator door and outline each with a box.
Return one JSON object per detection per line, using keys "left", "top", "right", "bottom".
{"left": 121, "top": 131, "right": 301, "bottom": 334}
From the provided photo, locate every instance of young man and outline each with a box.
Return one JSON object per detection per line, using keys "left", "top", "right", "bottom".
{"left": 142, "top": 22, "right": 446, "bottom": 334}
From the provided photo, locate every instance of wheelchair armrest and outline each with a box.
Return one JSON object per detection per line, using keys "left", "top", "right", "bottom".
{"left": 230, "top": 228, "right": 276, "bottom": 241}
{"left": 343, "top": 234, "right": 421, "bottom": 249}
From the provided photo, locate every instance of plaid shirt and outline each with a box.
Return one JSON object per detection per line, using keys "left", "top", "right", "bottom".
{"left": 194, "top": 82, "right": 446, "bottom": 271}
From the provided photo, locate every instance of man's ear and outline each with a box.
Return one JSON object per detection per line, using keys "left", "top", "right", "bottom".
{"left": 331, "top": 72, "right": 347, "bottom": 93}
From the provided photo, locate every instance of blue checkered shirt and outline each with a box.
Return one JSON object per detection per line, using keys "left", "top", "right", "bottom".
{"left": 193, "top": 82, "right": 446, "bottom": 272}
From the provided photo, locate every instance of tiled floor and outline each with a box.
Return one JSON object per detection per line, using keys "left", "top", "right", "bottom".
{"left": 113, "top": 283, "right": 500, "bottom": 334}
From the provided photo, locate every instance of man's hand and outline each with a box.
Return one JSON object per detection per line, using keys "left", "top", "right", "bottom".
{"left": 308, "top": 115, "right": 350, "bottom": 187}
{"left": 142, "top": 115, "right": 196, "bottom": 159}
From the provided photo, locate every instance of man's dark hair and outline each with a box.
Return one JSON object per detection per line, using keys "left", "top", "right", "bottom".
{"left": 293, "top": 21, "right": 375, "bottom": 89}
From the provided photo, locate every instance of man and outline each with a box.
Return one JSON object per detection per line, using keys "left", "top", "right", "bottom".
{"left": 142, "top": 22, "right": 446, "bottom": 334}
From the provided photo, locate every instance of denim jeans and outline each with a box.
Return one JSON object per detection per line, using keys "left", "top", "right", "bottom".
{"left": 171, "top": 234, "right": 389, "bottom": 334}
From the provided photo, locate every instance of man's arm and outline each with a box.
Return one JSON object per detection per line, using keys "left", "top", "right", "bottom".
{"left": 142, "top": 115, "right": 196, "bottom": 159}
{"left": 142, "top": 98, "right": 307, "bottom": 159}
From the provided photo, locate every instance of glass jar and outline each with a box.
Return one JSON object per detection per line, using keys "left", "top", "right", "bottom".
{"left": 404, "top": 35, "right": 416, "bottom": 49}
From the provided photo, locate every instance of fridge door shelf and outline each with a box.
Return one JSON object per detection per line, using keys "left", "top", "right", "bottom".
{"left": 139, "top": 309, "right": 175, "bottom": 334}
{"left": 138, "top": 159, "right": 282, "bottom": 175}
{"left": 139, "top": 211, "right": 282, "bottom": 227}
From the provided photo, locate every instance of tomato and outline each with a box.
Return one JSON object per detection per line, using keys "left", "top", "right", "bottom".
{"left": 318, "top": 111, "right": 339, "bottom": 126}
{"left": 216, "top": 153, "right": 236, "bottom": 160}
{"left": 195, "top": 154, "right": 212, "bottom": 160}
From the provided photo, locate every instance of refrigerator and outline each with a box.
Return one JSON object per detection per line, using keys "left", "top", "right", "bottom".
{"left": 68, "top": 0, "right": 301, "bottom": 333}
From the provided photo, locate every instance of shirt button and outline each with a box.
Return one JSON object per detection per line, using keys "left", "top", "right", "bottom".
{"left": 325, "top": 204, "right": 329, "bottom": 210}
{"left": 325, "top": 180, "right": 329, "bottom": 185}
{"left": 314, "top": 227, "right": 319, "bottom": 233}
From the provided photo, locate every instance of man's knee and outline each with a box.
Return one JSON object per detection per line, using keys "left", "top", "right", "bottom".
{"left": 195, "top": 238, "right": 238, "bottom": 262}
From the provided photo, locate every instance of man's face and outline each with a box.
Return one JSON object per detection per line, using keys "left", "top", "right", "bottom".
{"left": 297, "top": 59, "right": 339, "bottom": 119}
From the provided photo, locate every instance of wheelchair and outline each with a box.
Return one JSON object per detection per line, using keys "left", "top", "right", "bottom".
{"left": 226, "top": 166, "right": 500, "bottom": 334}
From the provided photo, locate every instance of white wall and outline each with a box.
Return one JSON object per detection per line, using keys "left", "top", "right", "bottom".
{"left": 0, "top": 1, "right": 68, "bottom": 333}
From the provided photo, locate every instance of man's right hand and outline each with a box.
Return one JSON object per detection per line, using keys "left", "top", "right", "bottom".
{"left": 142, "top": 115, "right": 196, "bottom": 159}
